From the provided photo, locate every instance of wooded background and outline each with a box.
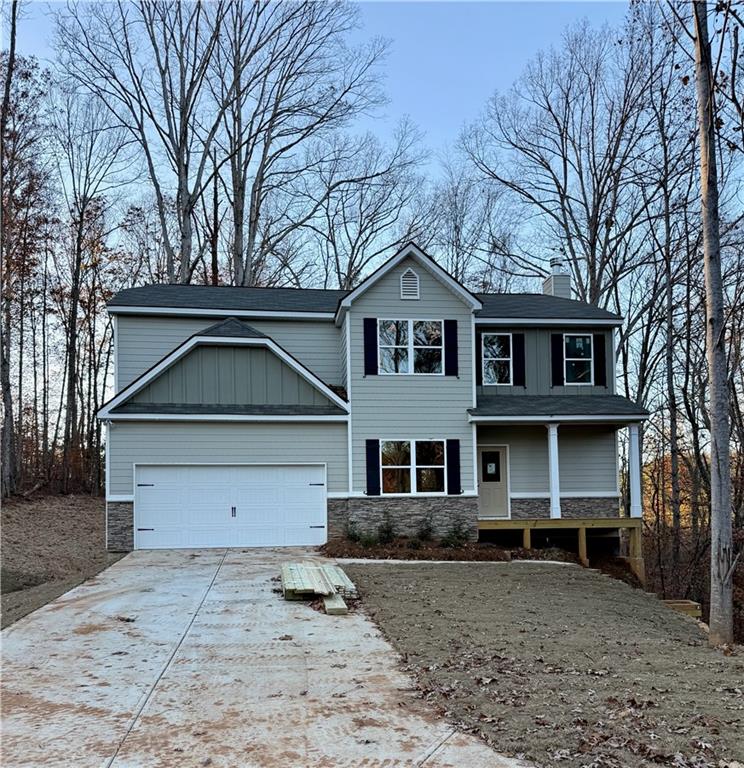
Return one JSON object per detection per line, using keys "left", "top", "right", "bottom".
{"left": 1, "top": 1, "right": 742, "bottom": 635}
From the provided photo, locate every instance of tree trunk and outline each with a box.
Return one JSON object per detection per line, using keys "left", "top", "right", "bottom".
{"left": 692, "top": 0, "right": 734, "bottom": 647}
{"left": 0, "top": 0, "right": 19, "bottom": 497}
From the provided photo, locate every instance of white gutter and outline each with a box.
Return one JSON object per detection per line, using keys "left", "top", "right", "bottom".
{"left": 468, "top": 414, "right": 648, "bottom": 423}
{"left": 107, "top": 305, "right": 336, "bottom": 320}
{"left": 474, "top": 317, "right": 621, "bottom": 327}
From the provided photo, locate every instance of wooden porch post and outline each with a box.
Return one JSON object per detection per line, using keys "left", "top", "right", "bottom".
{"left": 577, "top": 526, "right": 588, "bottom": 566}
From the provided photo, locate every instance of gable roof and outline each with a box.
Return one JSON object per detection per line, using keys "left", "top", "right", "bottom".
{"left": 98, "top": 323, "right": 349, "bottom": 421}
{"left": 199, "top": 317, "right": 267, "bottom": 338}
{"left": 334, "top": 242, "right": 483, "bottom": 324}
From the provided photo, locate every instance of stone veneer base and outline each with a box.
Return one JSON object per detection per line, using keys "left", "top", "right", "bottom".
{"left": 107, "top": 501, "right": 134, "bottom": 551}
{"left": 510, "top": 497, "right": 620, "bottom": 520}
{"left": 327, "top": 496, "right": 479, "bottom": 542}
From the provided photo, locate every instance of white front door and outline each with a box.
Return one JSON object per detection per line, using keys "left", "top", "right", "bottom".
{"left": 477, "top": 446, "right": 509, "bottom": 518}
{"left": 134, "top": 464, "right": 327, "bottom": 549}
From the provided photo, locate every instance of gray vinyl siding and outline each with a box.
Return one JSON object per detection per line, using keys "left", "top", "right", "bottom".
{"left": 116, "top": 315, "right": 341, "bottom": 391}
{"left": 477, "top": 327, "right": 615, "bottom": 396}
{"left": 477, "top": 425, "right": 618, "bottom": 495}
{"left": 478, "top": 426, "right": 548, "bottom": 494}
{"left": 349, "top": 257, "right": 475, "bottom": 493}
{"left": 108, "top": 422, "right": 348, "bottom": 495}
{"left": 131, "top": 345, "right": 333, "bottom": 407}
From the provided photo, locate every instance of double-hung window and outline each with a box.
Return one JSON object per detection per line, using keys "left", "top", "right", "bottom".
{"left": 378, "top": 319, "right": 443, "bottom": 374}
{"left": 564, "top": 334, "right": 593, "bottom": 384}
{"left": 482, "top": 333, "right": 512, "bottom": 385}
{"left": 381, "top": 439, "right": 446, "bottom": 494}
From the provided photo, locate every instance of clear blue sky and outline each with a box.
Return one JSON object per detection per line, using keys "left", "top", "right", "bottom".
{"left": 13, "top": 1, "right": 629, "bottom": 155}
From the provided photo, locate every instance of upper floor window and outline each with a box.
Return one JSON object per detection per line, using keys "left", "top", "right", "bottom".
{"left": 400, "top": 268, "right": 420, "bottom": 299}
{"left": 482, "top": 333, "right": 512, "bottom": 385}
{"left": 564, "top": 334, "right": 593, "bottom": 384}
{"left": 378, "top": 319, "right": 443, "bottom": 374}
{"left": 381, "top": 439, "right": 446, "bottom": 494}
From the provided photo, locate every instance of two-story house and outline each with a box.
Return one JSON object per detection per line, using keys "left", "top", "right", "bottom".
{"left": 98, "top": 243, "right": 648, "bottom": 574}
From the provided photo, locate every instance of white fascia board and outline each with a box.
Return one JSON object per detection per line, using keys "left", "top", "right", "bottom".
{"left": 97, "top": 334, "right": 349, "bottom": 420}
{"left": 108, "top": 305, "right": 336, "bottom": 320}
{"left": 334, "top": 244, "right": 482, "bottom": 325}
{"left": 103, "top": 414, "right": 349, "bottom": 423}
{"left": 474, "top": 317, "right": 621, "bottom": 327}
{"left": 468, "top": 414, "right": 648, "bottom": 423}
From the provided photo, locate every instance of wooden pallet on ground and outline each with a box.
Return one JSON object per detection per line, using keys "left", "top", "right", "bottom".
{"left": 281, "top": 563, "right": 355, "bottom": 615}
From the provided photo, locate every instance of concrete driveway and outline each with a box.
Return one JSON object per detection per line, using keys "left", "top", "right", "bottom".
{"left": 1, "top": 549, "right": 524, "bottom": 767}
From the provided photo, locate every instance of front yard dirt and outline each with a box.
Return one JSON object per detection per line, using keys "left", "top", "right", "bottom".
{"left": 346, "top": 562, "right": 744, "bottom": 768}
{"left": 1, "top": 494, "right": 122, "bottom": 628}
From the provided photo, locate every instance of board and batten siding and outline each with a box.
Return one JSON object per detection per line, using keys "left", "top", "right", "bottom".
{"left": 116, "top": 315, "right": 342, "bottom": 391}
{"left": 348, "top": 257, "right": 475, "bottom": 493}
{"left": 476, "top": 327, "right": 615, "bottom": 396}
{"left": 131, "top": 345, "right": 334, "bottom": 407}
{"left": 108, "top": 422, "right": 348, "bottom": 496}
{"left": 477, "top": 425, "right": 618, "bottom": 494}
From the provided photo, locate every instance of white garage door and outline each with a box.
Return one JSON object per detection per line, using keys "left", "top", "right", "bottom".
{"left": 134, "top": 464, "right": 327, "bottom": 549}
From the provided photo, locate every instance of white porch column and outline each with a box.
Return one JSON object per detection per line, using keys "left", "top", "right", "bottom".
{"left": 628, "top": 422, "right": 642, "bottom": 518}
{"left": 547, "top": 423, "right": 561, "bottom": 519}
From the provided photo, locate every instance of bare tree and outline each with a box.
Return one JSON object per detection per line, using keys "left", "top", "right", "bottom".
{"left": 423, "top": 154, "right": 520, "bottom": 291}
{"left": 307, "top": 123, "right": 422, "bottom": 289}
{"left": 56, "top": 0, "right": 230, "bottom": 283}
{"left": 692, "top": 0, "right": 735, "bottom": 647}
{"left": 49, "top": 89, "right": 129, "bottom": 491}
{"left": 0, "top": 0, "right": 20, "bottom": 496}
{"left": 214, "top": 0, "right": 388, "bottom": 286}
{"left": 464, "top": 21, "right": 659, "bottom": 306}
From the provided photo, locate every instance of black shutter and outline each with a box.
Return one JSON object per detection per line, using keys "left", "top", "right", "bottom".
{"left": 475, "top": 331, "right": 483, "bottom": 385}
{"left": 551, "top": 333, "right": 564, "bottom": 386}
{"left": 512, "top": 333, "right": 526, "bottom": 387}
{"left": 593, "top": 333, "right": 607, "bottom": 387}
{"left": 363, "top": 318, "right": 378, "bottom": 376}
{"left": 444, "top": 319, "right": 458, "bottom": 376}
{"left": 365, "top": 439, "right": 380, "bottom": 495}
{"left": 446, "top": 439, "right": 461, "bottom": 495}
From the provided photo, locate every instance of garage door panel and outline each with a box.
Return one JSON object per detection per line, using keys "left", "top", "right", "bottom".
{"left": 134, "top": 464, "right": 326, "bottom": 549}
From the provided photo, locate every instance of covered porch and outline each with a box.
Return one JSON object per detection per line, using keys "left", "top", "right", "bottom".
{"left": 468, "top": 394, "right": 649, "bottom": 581}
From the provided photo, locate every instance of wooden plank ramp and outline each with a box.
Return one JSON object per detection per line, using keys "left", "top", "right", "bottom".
{"left": 281, "top": 563, "right": 356, "bottom": 614}
{"left": 662, "top": 599, "right": 702, "bottom": 619}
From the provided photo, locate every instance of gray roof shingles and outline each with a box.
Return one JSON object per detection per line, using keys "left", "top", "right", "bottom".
{"left": 109, "top": 284, "right": 621, "bottom": 322}
{"left": 470, "top": 394, "right": 648, "bottom": 419}
{"left": 109, "top": 284, "right": 347, "bottom": 313}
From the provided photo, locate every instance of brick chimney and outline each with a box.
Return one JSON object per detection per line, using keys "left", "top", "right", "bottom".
{"left": 542, "top": 256, "right": 571, "bottom": 299}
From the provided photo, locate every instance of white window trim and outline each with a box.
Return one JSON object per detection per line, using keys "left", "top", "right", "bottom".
{"left": 379, "top": 438, "right": 447, "bottom": 495}
{"left": 563, "top": 332, "right": 594, "bottom": 386}
{"left": 377, "top": 318, "right": 445, "bottom": 376}
{"left": 481, "top": 332, "right": 513, "bottom": 386}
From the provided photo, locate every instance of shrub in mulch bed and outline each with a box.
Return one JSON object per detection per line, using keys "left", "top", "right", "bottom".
{"left": 321, "top": 537, "right": 580, "bottom": 563}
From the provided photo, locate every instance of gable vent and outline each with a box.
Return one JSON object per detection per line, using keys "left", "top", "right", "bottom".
{"left": 400, "top": 268, "right": 420, "bottom": 300}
